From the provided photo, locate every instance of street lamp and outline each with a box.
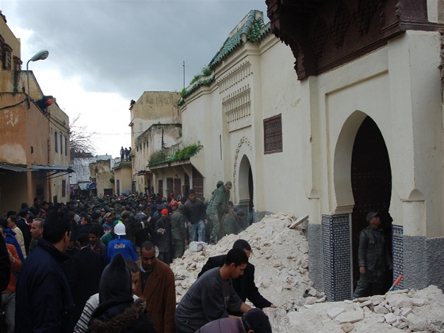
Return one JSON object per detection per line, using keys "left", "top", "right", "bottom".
{"left": 26, "top": 50, "right": 49, "bottom": 109}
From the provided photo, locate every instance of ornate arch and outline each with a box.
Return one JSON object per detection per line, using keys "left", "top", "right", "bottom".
{"left": 232, "top": 136, "right": 253, "bottom": 203}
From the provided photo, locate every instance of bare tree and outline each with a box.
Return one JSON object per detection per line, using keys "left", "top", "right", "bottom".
{"left": 69, "top": 114, "right": 96, "bottom": 163}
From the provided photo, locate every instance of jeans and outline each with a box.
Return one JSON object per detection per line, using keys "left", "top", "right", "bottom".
{"left": 2, "top": 292, "right": 15, "bottom": 333}
{"left": 188, "top": 220, "right": 205, "bottom": 242}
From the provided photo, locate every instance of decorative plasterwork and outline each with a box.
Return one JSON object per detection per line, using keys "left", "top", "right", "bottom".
{"left": 223, "top": 85, "right": 251, "bottom": 124}
{"left": 266, "top": 0, "right": 436, "bottom": 80}
{"left": 218, "top": 61, "right": 252, "bottom": 93}
{"left": 232, "top": 136, "right": 253, "bottom": 202}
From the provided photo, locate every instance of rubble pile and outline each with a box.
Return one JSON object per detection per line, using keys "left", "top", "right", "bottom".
{"left": 171, "top": 212, "right": 444, "bottom": 332}
{"left": 287, "top": 286, "right": 444, "bottom": 332}
{"left": 171, "top": 212, "right": 321, "bottom": 310}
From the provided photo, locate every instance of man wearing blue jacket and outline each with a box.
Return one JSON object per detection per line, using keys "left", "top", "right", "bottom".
{"left": 104, "top": 222, "right": 138, "bottom": 265}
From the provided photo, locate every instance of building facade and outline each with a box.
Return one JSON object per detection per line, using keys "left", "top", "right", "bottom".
{"left": 171, "top": 3, "right": 444, "bottom": 300}
{"left": 0, "top": 14, "right": 71, "bottom": 215}
{"left": 129, "top": 91, "right": 181, "bottom": 194}
{"left": 89, "top": 156, "right": 113, "bottom": 197}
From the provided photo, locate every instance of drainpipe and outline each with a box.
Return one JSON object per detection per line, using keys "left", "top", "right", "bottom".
{"left": 47, "top": 137, "right": 51, "bottom": 201}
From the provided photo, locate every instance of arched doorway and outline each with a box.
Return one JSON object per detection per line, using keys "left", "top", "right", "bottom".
{"left": 351, "top": 116, "right": 392, "bottom": 293}
{"left": 238, "top": 155, "right": 253, "bottom": 228}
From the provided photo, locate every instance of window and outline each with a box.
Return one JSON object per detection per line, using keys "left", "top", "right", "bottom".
{"left": 62, "top": 180, "right": 66, "bottom": 197}
{"left": 55, "top": 131, "right": 58, "bottom": 153}
{"left": 60, "top": 134, "right": 63, "bottom": 155}
{"left": 263, "top": 114, "right": 283, "bottom": 154}
{"left": 65, "top": 138, "right": 68, "bottom": 156}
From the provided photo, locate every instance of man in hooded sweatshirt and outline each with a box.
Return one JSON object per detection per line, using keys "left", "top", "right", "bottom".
{"left": 88, "top": 253, "right": 156, "bottom": 333}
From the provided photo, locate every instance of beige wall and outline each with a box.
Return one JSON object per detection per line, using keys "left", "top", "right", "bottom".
{"left": 114, "top": 163, "right": 132, "bottom": 195}
{"left": 90, "top": 159, "right": 113, "bottom": 197}
{"left": 133, "top": 124, "right": 181, "bottom": 193}
{"left": 130, "top": 91, "right": 181, "bottom": 148}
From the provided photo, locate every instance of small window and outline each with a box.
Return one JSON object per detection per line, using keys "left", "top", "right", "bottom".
{"left": 60, "top": 133, "right": 63, "bottom": 155}
{"left": 65, "top": 138, "right": 68, "bottom": 156}
{"left": 263, "top": 114, "right": 283, "bottom": 154}
{"left": 55, "top": 132, "right": 58, "bottom": 153}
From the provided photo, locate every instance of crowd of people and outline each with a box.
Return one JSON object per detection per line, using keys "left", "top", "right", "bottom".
{"left": 0, "top": 180, "right": 273, "bottom": 332}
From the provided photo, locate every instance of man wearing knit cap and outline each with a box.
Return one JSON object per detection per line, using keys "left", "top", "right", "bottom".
{"left": 207, "top": 181, "right": 232, "bottom": 244}
{"left": 104, "top": 223, "right": 138, "bottom": 265}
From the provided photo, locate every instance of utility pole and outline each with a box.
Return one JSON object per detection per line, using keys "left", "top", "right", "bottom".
{"left": 183, "top": 61, "right": 185, "bottom": 89}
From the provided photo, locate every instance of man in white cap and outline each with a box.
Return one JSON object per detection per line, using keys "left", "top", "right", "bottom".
{"left": 104, "top": 222, "right": 138, "bottom": 265}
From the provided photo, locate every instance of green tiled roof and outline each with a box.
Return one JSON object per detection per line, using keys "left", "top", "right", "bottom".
{"left": 208, "top": 10, "right": 271, "bottom": 69}
{"left": 178, "top": 10, "right": 271, "bottom": 106}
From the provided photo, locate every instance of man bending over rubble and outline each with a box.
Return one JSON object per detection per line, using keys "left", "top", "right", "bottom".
{"left": 198, "top": 239, "right": 275, "bottom": 315}
{"left": 175, "top": 248, "right": 253, "bottom": 333}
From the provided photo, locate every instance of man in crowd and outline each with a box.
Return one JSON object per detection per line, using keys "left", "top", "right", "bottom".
{"left": 7, "top": 216, "right": 26, "bottom": 259}
{"left": 184, "top": 189, "right": 206, "bottom": 242}
{"left": 207, "top": 181, "right": 231, "bottom": 244}
{"left": 73, "top": 258, "right": 141, "bottom": 333}
{"left": 16, "top": 209, "right": 32, "bottom": 256}
{"left": 198, "top": 239, "right": 275, "bottom": 314}
{"left": 0, "top": 225, "right": 22, "bottom": 333}
{"left": 89, "top": 225, "right": 106, "bottom": 264}
{"left": 104, "top": 223, "right": 138, "bottom": 265}
{"left": 225, "top": 208, "right": 244, "bottom": 236}
{"left": 29, "top": 218, "right": 44, "bottom": 253}
{"left": 69, "top": 233, "right": 103, "bottom": 330}
{"left": 15, "top": 211, "right": 73, "bottom": 332}
{"left": 175, "top": 248, "right": 252, "bottom": 333}
{"left": 353, "top": 211, "right": 392, "bottom": 298}
{"left": 135, "top": 241, "right": 176, "bottom": 333}
{"left": 155, "top": 208, "right": 172, "bottom": 264}
{"left": 171, "top": 203, "right": 188, "bottom": 259}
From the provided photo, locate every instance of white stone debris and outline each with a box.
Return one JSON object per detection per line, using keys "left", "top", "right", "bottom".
{"left": 170, "top": 212, "right": 444, "bottom": 333}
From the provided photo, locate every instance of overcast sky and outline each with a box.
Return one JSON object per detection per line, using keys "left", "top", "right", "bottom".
{"left": 1, "top": 0, "right": 269, "bottom": 157}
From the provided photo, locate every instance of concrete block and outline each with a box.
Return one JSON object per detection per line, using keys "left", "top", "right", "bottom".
{"left": 341, "top": 323, "right": 355, "bottom": 333}
{"left": 327, "top": 307, "right": 345, "bottom": 319}
{"left": 384, "top": 313, "right": 398, "bottom": 324}
{"left": 407, "top": 313, "right": 426, "bottom": 331}
{"left": 374, "top": 305, "right": 389, "bottom": 314}
{"left": 335, "top": 308, "right": 364, "bottom": 324}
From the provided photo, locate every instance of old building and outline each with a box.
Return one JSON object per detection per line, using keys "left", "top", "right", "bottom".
{"left": 168, "top": 2, "right": 444, "bottom": 301}
{"left": 0, "top": 13, "right": 71, "bottom": 215}
{"left": 129, "top": 91, "right": 181, "bottom": 194}
{"left": 89, "top": 156, "right": 113, "bottom": 197}
{"left": 264, "top": 0, "right": 444, "bottom": 299}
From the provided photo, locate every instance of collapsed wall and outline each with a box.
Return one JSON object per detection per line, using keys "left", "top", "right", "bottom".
{"left": 171, "top": 212, "right": 318, "bottom": 310}
{"left": 171, "top": 212, "right": 444, "bottom": 332}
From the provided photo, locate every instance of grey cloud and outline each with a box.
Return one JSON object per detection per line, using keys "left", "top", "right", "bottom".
{"left": 5, "top": 0, "right": 268, "bottom": 100}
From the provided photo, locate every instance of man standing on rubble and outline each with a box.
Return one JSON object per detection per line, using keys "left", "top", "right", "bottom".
{"left": 353, "top": 211, "right": 392, "bottom": 298}
{"left": 207, "top": 181, "right": 231, "bottom": 244}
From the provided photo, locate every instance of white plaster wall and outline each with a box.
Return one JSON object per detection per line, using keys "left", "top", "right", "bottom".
{"left": 257, "top": 37, "right": 304, "bottom": 213}
{"left": 313, "top": 31, "right": 443, "bottom": 237}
